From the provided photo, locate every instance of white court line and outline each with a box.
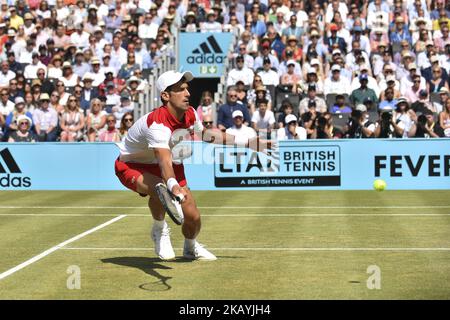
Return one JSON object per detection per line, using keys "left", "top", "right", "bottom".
{"left": 1, "top": 213, "right": 450, "bottom": 217}
{"left": 0, "top": 206, "right": 449, "bottom": 209}
{"left": 61, "top": 247, "right": 450, "bottom": 252}
{"left": 0, "top": 215, "right": 126, "bottom": 281}
{"left": 1, "top": 212, "right": 450, "bottom": 217}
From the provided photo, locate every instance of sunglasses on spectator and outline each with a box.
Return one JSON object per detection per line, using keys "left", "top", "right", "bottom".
{"left": 57, "top": 83, "right": 64, "bottom": 87}
{"left": 203, "top": 121, "right": 213, "bottom": 125}
{"left": 69, "top": 99, "right": 77, "bottom": 102}
{"left": 124, "top": 118, "right": 133, "bottom": 122}
{"left": 74, "top": 90, "right": 82, "bottom": 94}
{"left": 107, "top": 119, "right": 116, "bottom": 123}
{"left": 38, "top": 72, "right": 45, "bottom": 75}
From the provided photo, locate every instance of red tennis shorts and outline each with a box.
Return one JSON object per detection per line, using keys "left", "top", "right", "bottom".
{"left": 115, "top": 158, "right": 187, "bottom": 193}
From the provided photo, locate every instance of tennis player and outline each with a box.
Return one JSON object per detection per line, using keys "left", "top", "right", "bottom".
{"left": 115, "top": 70, "right": 271, "bottom": 261}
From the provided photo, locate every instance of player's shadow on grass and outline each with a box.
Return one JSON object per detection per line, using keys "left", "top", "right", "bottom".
{"left": 101, "top": 256, "right": 191, "bottom": 291}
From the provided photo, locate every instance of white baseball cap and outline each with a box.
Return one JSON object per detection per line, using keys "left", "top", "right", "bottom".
{"left": 285, "top": 114, "right": 297, "bottom": 124}
{"left": 232, "top": 110, "right": 244, "bottom": 118}
{"left": 331, "top": 64, "right": 341, "bottom": 71}
{"left": 355, "top": 104, "right": 367, "bottom": 112}
{"left": 157, "top": 70, "right": 194, "bottom": 92}
{"left": 14, "top": 97, "right": 25, "bottom": 104}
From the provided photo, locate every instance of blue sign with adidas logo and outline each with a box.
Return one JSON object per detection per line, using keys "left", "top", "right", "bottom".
{"left": 178, "top": 32, "right": 233, "bottom": 78}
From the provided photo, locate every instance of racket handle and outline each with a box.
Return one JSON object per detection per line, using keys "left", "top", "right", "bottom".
{"left": 174, "top": 194, "right": 185, "bottom": 204}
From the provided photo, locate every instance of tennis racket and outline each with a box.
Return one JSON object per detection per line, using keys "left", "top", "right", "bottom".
{"left": 155, "top": 183, "right": 185, "bottom": 225}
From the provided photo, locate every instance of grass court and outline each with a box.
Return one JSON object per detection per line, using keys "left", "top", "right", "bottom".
{"left": 0, "top": 190, "right": 449, "bottom": 299}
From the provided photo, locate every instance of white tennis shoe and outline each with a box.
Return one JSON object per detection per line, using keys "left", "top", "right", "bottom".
{"left": 151, "top": 224, "right": 176, "bottom": 261}
{"left": 183, "top": 240, "right": 217, "bottom": 261}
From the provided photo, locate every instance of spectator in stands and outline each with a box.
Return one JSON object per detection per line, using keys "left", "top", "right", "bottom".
{"left": 392, "top": 97, "right": 416, "bottom": 138}
{"left": 196, "top": 91, "right": 215, "bottom": 123}
{"left": 277, "top": 114, "right": 307, "bottom": 140}
{"left": 422, "top": 55, "right": 449, "bottom": 82}
{"left": 409, "top": 108, "right": 440, "bottom": 138}
{"left": 8, "top": 114, "right": 35, "bottom": 142}
{"left": 411, "top": 90, "right": 436, "bottom": 114}
{"left": 0, "top": 88, "right": 14, "bottom": 117}
{"left": 86, "top": 98, "right": 106, "bottom": 142}
{"left": 235, "top": 81, "right": 248, "bottom": 105}
{"left": 331, "top": 94, "right": 352, "bottom": 114}
{"left": 0, "top": 60, "right": 15, "bottom": 88}
{"left": 218, "top": 86, "right": 251, "bottom": 131}
{"left": 299, "top": 84, "right": 327, "bottom": 115}
{"left": 402, "top": 74, "right": 426, "bottom": 103}
{"left": 281, "top": 13, "right": 303, "bottom": 44}
{"left": 4, "top": 96, "right": 33, "bottom": 140}
{"left": 277, "top": 99, "right": 294, "bottom": 128}
{"left": 201, "top": 10, "right": 222, "bottom": 33}
{"left": 326, "top": 23, "right": 347, "bottom": 55}
{"left": 248, "top": 85, "right": 272, "bottom": 114}
{"left": 401, "top": 64, "right": 426, "bottom": 97}
{"left": 379, "top": 72, "right": 401, "bottom": 99}
{"left": 351, "top": 64, "right": 381, "bottom": 98}
{"left": 227, "top": 55, "right": 254, "bottom": 87}
{"left": 439, "top": 99, "right": 450, "bottom": 137}
{"left": 99, "top": 114, "right": 121, "bottom": 142}
{"left": 280, "top": 60, "right": 301, "bottom": 93}
{"left": 117, "top": 52, "right": 140, "bottom": 80}
{"left": 350, "top": 74, "right": 378, "bottom": 106}
{"left": 427, "top": 64, "right": 449, "bottom": 94}
{"left": 433, "top": 87, "right": 449, "bottom": 113}
{"left": 316, "top": 111, "right": 343, "bottom": 139}
{"left": 257, "top": 57, "right": 280, "bottom": 86}
{"left": 33, "top": 93, "right": 58, "bottom": 142}
{"left": 225, "top": 110, "right": 257, "bottom": 143}
{"left": 324, "top": 64, "right": 351, "bottom": 96}
{"left": 345, "top": 105, "right": 376, "bottom": 138}
{"left": 60, "top": 61, "right": 78, "bottom": 88}
{"left": 60, "top": 95, "right": 85, "bottom": 142}
{"left": 254, "top": 41, "right": 280, "bottom": 70}
{"left": 247, "top": 75, "right": 272, "bottom": 109}
{"left": 119, "top": 111, "right": 133, "bottom": 142}
{"left": 251, "top": 99, "right": 275, "bottom": 137}
{"left": 80, "top": 73, "right": 99, "bottom": 113}
{"left": 49, "top": 91, "right": 63, "bottom": 115}
{"left": 182, "top": 11, "right": 199, "bottom": 33}
{"left": 379, "top": 87, "right": 398, "bottom": 111}
{"left": 111, "top": 90, "right": 134, "bottom": 128}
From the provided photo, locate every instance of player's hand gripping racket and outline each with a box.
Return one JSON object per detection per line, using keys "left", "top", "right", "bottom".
{"left": 155, "top": 183, "right": 185, "bottom": 225}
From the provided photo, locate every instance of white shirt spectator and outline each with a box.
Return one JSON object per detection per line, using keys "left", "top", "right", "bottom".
{"left": 138, "top": 22, "right": 159, "bottom": 40}
{"left": 323, "top": 76, "right": 351, "bottom": 96}
{"left": 277, "top": 126, "right": 307, "bottom": 140}
{"left": 226, "top": 124, "right": 257, "bottom": 143}
{"left": 257, "top": 69, "right": 280, "bottom": 86}
{"left": 227, "top": 67, "right": 255, "bottom": 86}
{"left": 0, "top": 99, "right": 14, "bottom": 116}
{"left": 201, "top": 22, "right": 223, "bottom": 33}
{"left": 251, "top": 110, "right": 276, "bottom": 129}
{"left": 0, "top": 70, "right": 16, "bottom": 87}
{"left": 111, "top": 46, "right": 128, "bottom": 66}
{"left": 70, "top": 31, "right": 90, "bottom": 49}
{"left": 24, "top": 62, "right": 47, "bottom": 79}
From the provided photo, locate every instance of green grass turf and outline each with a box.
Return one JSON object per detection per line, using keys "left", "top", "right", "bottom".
{"left": 0, "top": 190, "right": 449, "bottom": 299}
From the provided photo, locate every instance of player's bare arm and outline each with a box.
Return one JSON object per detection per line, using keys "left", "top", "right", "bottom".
{"left": 154, "top": 147, "right": 188, "bottom": 201}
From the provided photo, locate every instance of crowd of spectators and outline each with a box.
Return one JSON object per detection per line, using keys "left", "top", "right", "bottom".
{"left": 191, "top": 0, "right": 450, "bottom": 139}
{"left": 0, "top": 0, "right": 449, "bottom": 143}
{"left": 0, "top": 0, "right": 178, "bottom": 142}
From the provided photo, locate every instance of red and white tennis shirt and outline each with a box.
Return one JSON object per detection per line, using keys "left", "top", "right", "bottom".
{"left": 118, "top": 105, "right": 202, "bottom": 164}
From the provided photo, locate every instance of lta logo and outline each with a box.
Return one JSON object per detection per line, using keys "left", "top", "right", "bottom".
{"left": 0, "top": 148, "right": 31, "bottom": 188}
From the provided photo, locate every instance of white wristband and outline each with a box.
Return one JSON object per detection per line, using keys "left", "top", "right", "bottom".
{"left": 167, "top": 178, "right": 179, "bottom": 193}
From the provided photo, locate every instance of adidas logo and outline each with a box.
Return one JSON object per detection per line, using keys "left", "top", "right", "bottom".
{"left": 0, "top": 148, "right": 31, "bottom": 188}
{"left": 187, "top": 35, "right": 226, "bottom": 64}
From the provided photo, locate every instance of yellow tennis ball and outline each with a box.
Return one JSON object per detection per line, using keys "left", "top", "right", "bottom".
{"left": 373, "top": 179, "right": 386, "bottom": 191}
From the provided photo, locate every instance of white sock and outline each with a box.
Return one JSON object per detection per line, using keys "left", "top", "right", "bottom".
{"left": 185, "top": 238, "right": 196, "bottom": 249}
{"left": 153, "top": 219, "right": 166, "bottom": 230}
